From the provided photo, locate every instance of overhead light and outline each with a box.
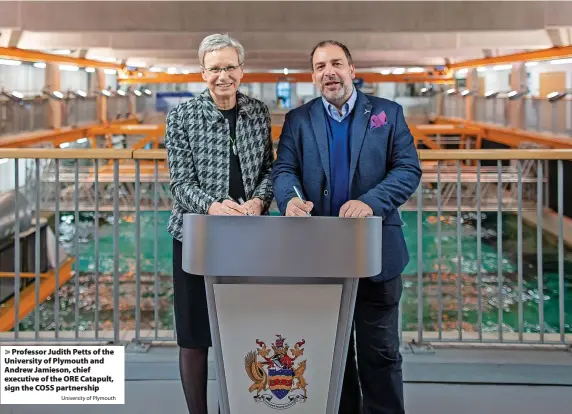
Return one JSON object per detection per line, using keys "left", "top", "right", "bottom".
{"left": 143, "top": 89, "right": 152, "bottom": 96}
{"left": 133, "top": 90, "right": 142, "bottom": 96}
{"left": 76, "top": 90, "right": 87, "bottom": 98}
{"left": 461, "top": 89, "right": 471, "bottom": 96}
{"left": 137, "top": 72, "right": 143, "bottom": 77}
{"left": 11, "top": 91, "right": 24, "bottom": 99}
{"left": 0, "top": 59, "right": 21, "bottom": 66}
{"left": 59, "top": 64, "right": 79, "bottom": 71}
{"left": 507, "top": 90, "right": 525, "bottom": 100}
{"left": 52, "top": 91, "right": 64, "bottom": 99}
{"left": 59, "top": 143, "right": 70, "bottom": 148}
{"left": 456, "top": 68, "right": 468, "bottom": 75}
{"left": 101, "top": 89, "right": 111, "bottom": 97}
{"left": 493, "top": 64, "right": 512, "bottom": 71}
{"left": 407, "top": 67, "right": 424, "bottom": 73}
{"left": 380, "top": 70, "right": 391, "bottom": 75}
{"left": 392, "top": 68, "right": 405, "bottom": 75}
{"left": 485, "top": 91, "right": 499, "bottom": 98}
{"left": 550, "top": 58, "right": 572, "bottom": 65}
{"left": 116, "top": 90, "right": 126, "bottom": 96}
{"left": 104, "top": 69, "right": 117, "bottom": 75}
{"left": 182, "top": 70, "right": 190, "bottom": 75}
{"left": 85, "top": 67, "right": 96, "bottom": 73}
{"left": 477, "top": 67, "right": 487, "bottom": 72}
{"left": 149, "top": 67, "right": 163, "bottom": 72}
{"left": 420, "top": 87, "right": 428, "bottom": 93}
{"left": 283, "top": 68, "right": 289, "bottom": 75}
{"left": 76, "top": 138, "right": 88, "bottom": 144}
{"left": 446, "top": 88, "right": 456, "bottom": 95}
{"left": 546, "top": 91, "right": 568, "bottom": 102}
{"left": 33, "top": 62, "right": 46, "bottom": 69}
{"left": 525, "top": 61, "right": 538, "bottom": 67}
{"left": 167, "top": 67, "right": 177, "bottom": 74}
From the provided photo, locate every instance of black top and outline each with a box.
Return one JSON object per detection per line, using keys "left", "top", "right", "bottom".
{"left": 220, "top": 106, "right": 246, "bottom": 202}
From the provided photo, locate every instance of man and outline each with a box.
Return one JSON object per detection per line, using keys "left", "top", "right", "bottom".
{"left": 272, "top": 40, "right": 422, "bottom": 414}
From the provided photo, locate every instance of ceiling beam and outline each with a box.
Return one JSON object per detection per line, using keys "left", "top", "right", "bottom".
{"left": 0, "top": 47, "right": 126, "bottom": 70}
{"left": 118, "top": 71, "right": 453, "bottom": 85}
{"left": 447, "top": 45, "right": 572, "bottom": 69}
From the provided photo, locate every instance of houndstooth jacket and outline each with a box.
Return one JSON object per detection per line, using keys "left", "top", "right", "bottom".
{"left": 165, "top": 89, "right": 274, "bottom": 242}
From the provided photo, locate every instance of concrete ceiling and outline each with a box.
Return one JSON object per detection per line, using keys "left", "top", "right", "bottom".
{"left": 1, "top": 1, "right": 572, "bottom": 72}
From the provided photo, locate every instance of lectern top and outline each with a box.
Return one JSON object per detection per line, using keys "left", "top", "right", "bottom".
{"left": 182, "top": 214, "right": 382, "bottom": 278}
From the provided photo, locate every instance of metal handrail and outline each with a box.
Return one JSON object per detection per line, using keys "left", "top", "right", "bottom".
{"left": 2, "top": 148, "right": 572, "bottom": 160}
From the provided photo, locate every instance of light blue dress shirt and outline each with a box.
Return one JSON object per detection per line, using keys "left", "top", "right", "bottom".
{"left": 321, "top": 86, "right": 357, "bottom": 122}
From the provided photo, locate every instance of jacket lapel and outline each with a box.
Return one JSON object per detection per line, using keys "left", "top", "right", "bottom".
{"left": 309, "top": 100, "right": 331, "bottom": 187}
{"left": 349, "top": 91, "right": 372, "bottom": 187}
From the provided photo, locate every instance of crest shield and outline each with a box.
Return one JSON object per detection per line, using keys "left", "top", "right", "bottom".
{"left": 268, "top": 368, "right": 293, "bottom": 400}
{"left": 245, "top": 335, "right": 308, "bottom": 410}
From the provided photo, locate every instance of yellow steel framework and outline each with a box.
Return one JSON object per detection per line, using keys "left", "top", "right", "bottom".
{"left": 0, "top": 47, "right": 126, "bottom": 70}
{"left": 0, "top": 118, "right": 140, "bottom": 148}
{"left": 435, "top": 117, "right": 572, "bottom": 149}
{"left": 118, "top": 71, "right": 454, "bottom": 85}
{"left": 447, "top": 45, "right": 572, "bottom": 70}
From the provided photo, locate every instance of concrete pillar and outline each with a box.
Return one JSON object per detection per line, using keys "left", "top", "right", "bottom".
{"left": 464, "top": 69, "right": 478, "bottom": 121}
{"left": 45, "top": 64, "right": 62, "bottom": 129}
{"left": 509, "top": 63, "right": 527, "bottom": 129}
{"left": 95, "top": 69, "right": 107, "bottom": 124}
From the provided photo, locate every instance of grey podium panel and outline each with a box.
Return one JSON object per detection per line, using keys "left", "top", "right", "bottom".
{"left": 182, "top": 214, "right": 382, "bottom": 278}
{"left": 182, "top": 214, "right": 383, "bottom": 414}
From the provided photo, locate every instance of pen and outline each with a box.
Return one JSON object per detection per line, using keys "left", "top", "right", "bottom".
{"left": 293, "top": 185, "right": 311, "bottom": 216}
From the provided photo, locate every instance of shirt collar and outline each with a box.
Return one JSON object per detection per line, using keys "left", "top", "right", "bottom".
{"left": 322, "top": 86, "right": 357, "bottom": 122}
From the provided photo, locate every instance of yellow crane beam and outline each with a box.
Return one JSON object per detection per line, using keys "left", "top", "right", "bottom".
{"left": 0, "top": 47, "right": 126, "bottom": 70}
{"left": 118, "top": 71, "right": 454, "bottom": 85}
{"left": 447, "top": 46, "right": 572, "bottom": 70}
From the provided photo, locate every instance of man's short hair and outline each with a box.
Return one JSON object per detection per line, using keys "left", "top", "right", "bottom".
{"left": 310, "top": 40, "right": 354, "bottom": 70}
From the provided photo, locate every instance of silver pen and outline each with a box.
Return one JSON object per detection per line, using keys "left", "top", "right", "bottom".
{"left": 293, "top": 185, "right": 311, "bottom": 216}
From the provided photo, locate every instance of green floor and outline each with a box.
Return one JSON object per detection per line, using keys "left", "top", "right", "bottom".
{"left": 19, "top": 210, "right": 572, "bottom": 335}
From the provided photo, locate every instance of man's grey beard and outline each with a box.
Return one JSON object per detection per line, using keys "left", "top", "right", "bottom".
{"left": 321, "top": 81, "right": 351, "bottom": 107}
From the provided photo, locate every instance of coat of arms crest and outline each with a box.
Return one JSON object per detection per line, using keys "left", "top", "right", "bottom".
{"left": 244, "top": 334, "right": 307, "bottom": 409}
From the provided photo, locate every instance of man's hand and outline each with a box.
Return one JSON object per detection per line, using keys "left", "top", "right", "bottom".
{"left": 208, "top": 200, "right": 248, "bottom": 215}
{"left": 339, "top": 200, "right": 373, "bottom": 218}
{"left": 243, "top": 198, "right": 264, "bottom": 216}
{"left": 286, "top": 197, "right": 313, "bottom": 216}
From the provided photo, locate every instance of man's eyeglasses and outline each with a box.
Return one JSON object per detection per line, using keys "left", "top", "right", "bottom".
{"left": 203, "top": 64, "right": 243, "bottom": 75}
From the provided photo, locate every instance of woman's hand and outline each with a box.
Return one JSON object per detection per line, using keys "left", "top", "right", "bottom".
{"left": 243, "top": 198, "right": 264, "bottom": 216}
{"left": 207, "top": 200, "right": 248, "bottom": 215}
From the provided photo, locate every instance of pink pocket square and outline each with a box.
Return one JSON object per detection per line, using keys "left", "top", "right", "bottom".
{"left": 370, "top": 110, "right": 388, "bottom": 129}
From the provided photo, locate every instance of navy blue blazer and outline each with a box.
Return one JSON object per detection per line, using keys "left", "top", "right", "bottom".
{"left": 272, "top": 90, "right": 422, "bottom": 281}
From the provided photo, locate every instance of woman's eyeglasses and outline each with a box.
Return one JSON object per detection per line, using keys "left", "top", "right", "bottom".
{"left": 203, "top": 64, "right": 243, "bottom": 75}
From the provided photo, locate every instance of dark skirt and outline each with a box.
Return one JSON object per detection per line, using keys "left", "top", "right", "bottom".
{"left": 172, "top": 238, "right": 212, "bottom": 348}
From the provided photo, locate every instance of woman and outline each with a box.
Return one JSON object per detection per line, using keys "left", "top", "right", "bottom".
{"left": 164, "top": 33, "right": 274, "bottom": 413}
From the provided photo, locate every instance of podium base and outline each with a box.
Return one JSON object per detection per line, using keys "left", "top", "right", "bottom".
{"left": 205, "top": 277, "right": 359, "bottom": 414}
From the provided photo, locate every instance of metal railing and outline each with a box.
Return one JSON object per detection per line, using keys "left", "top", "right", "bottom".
{"left": 446, "top": 95, "right": 572, "bottom": 137}
{"left": 0, "top": 148, "right": 570, "bottom": 348}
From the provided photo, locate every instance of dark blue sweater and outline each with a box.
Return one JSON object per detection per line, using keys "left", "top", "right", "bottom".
{"left": 325, "top": 109, "right": 352, "bottom": 216}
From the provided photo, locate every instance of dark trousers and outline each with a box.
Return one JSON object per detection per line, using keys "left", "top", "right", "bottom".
{"left": 339, "top": 275, "right": 404, "bottom": 414}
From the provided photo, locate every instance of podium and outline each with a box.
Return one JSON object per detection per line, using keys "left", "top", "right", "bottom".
{"left": 182, "top": 214, "right": 382, "bottom": 414}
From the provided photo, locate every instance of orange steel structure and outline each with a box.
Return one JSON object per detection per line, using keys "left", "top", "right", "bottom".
{"left": 0, "top": 47, "right": 125, "bottom": 70}
{"left": 447, "top": 45, "right": 572, "bottom": 70}
{"left": 117, "top": 71, "right": 454, "bottom": 85}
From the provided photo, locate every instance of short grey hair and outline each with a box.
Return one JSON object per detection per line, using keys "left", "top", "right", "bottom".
{"left": 198, "top": 33, "right": 245, "bottom": 67}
